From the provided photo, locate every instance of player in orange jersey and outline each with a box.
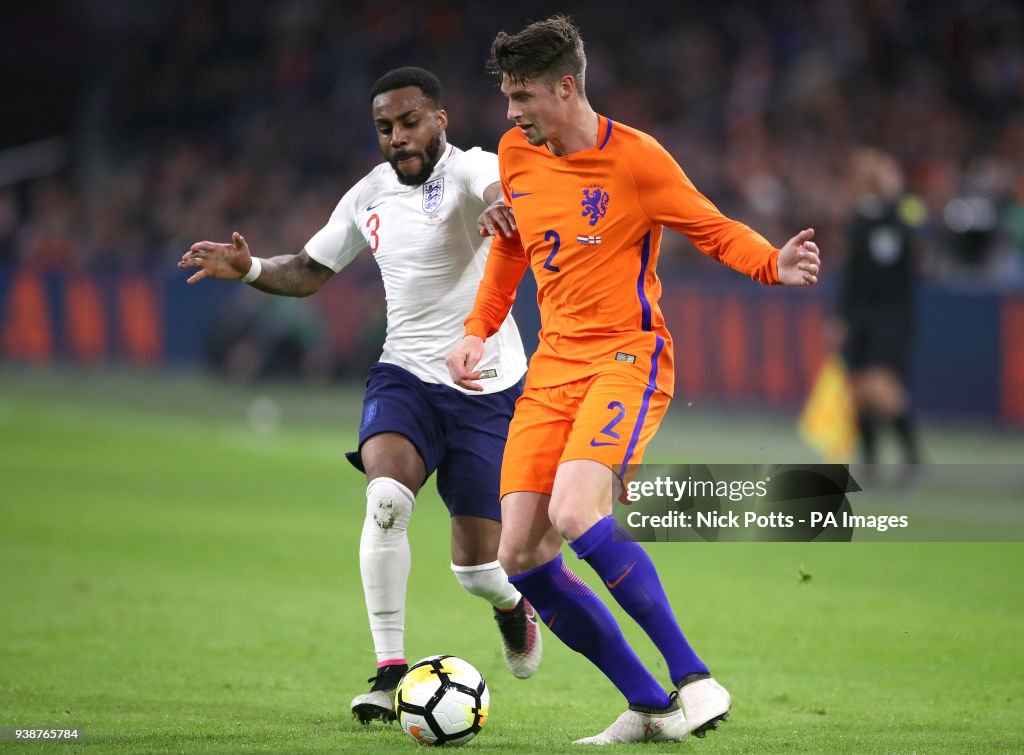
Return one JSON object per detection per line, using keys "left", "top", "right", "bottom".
{"left": 447, "top": 16, "right": 820, "bottom": 745}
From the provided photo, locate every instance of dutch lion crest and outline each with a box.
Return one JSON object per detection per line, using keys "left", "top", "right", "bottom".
{"left": 581, "top": 186, "right": 609, "bottom": 227}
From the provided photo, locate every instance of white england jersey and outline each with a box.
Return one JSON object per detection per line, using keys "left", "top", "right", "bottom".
{"left": 305, "top": 144, "right": 527, "bottom": 394}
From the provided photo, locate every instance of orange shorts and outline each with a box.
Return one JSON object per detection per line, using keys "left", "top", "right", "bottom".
{"left": 499, "top": 370, "right": 671, "bottom": 498}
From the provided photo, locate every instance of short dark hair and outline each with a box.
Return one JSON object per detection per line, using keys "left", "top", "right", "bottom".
{"left": 369, "top": 67, "right": 443, "bottom": 107}
{"left": 487, "top": 15, "right": 586, "bottom": 94}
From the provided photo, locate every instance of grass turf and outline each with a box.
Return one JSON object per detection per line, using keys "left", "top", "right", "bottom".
{"left": 1, "top": 370, "right": 1022, "bottom": 753}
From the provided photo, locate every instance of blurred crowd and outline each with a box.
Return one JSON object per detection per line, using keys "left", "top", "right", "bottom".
{"left": 1, "top": 0, "right": 1023, "bottom": 289}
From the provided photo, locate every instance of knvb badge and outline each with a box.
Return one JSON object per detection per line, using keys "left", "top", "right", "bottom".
{"left": 422, "top": 178, "right": 444, "bottom": 213}
{"left": 581, "top": 186, "right": 609, "bottom": 227}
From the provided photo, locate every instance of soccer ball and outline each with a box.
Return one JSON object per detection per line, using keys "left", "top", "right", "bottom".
{"left": 394, "top": 655, "right": 489, "bottom": 746}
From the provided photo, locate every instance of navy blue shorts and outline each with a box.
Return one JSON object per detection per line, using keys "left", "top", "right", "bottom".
{"left": 346, "top": 363, "right": 523, "bottom": 522}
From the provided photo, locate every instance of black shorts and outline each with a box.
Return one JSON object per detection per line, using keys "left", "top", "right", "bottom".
{"left": 843, "top": 311, "right": 913, "bottom": 377}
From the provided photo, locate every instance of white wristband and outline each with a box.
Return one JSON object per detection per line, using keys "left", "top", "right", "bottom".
{"left": 241, "top": 257, "right": 263, "bottom": 283}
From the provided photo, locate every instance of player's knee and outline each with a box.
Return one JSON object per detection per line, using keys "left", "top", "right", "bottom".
{"left": 497, "top": 542, "right": 531, "bottom": 578}
{"left": 497, "top": 539, "right": 559, "bottom": 577}
{"left": 547, "top": 497, "right": 593, "bottom": 541}
{"left": 450, "top": 516, "right": 501, "bottom": 564}
{"left": 451, "top": 560, "right": 513, "bottom": 601}
{"left": 365, "top": 476, "right": 415, "bottom": 534}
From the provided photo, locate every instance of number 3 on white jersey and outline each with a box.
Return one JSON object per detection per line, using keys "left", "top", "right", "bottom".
{"left": 367, "top": 214, "right": 381, "bottom": 253}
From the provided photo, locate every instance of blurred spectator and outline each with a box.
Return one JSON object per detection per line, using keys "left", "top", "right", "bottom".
{"left": 17, "top": 180, "right": 85, "bottom": 272}
{"left": 0, "top": 0, "right": 1021, "bottom": 331}
{"left": 206, "top": 286, "right": 335, "bottom": 384}
{"left": 0, "top": 189, "right": 18, "bottom": 263}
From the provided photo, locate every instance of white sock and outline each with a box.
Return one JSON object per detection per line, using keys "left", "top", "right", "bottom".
{"left": 359, "top": 477, "right": 415, "bottom": 665}
{"left": 451, "top": 559, "right": 521, "bottom": 610}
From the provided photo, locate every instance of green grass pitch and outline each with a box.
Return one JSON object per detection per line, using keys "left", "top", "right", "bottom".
{"left": 1, "top": 370, "right": 1022, "bottom": 752}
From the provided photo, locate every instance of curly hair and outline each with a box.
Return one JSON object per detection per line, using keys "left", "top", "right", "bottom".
{"left": 369, "top": 67, "right": 443, "bottom": 107}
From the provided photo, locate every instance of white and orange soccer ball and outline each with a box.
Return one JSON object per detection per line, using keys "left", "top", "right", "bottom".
{"left": 394, "top": 655, "right": 489, "bottom": 746}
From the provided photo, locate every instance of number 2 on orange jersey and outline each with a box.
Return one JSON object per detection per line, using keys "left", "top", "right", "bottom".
{"left": 542, "top": 229, "right": 561, "bottom": 272}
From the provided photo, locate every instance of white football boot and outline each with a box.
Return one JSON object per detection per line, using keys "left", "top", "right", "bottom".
{"left": 677, "top": 674, "right": 731, "bottom": 737}
{"left": 573, "top": 694, "right": 687, "bottom": 745}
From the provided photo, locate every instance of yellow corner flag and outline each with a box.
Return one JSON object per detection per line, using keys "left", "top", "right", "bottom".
{"left": 799, "top": 355, "right": 858, "bottom": 461}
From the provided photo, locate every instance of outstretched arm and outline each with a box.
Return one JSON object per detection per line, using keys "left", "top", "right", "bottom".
{"left": 630, "top": 141, "right": 823, "bottom": 286}
{"left": 179, "top": 232, "right": 333, "bottom": 297}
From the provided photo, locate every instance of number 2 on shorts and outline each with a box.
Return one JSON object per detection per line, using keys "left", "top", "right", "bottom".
{"left": 590, "top": 401, "right": 626, "bottom": 447}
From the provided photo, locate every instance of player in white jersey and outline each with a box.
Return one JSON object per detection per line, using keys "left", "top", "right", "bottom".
{"left": 178, "top": 67, "right": 541, "bottom": 724}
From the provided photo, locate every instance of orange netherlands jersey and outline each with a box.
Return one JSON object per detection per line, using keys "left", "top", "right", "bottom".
{"left": 465, "top": 115, "right": 781, "bottom": 397}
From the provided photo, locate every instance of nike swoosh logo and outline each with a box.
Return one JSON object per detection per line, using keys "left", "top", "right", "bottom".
{"left": 606, "top": 561, "right": 637, "bottom": 589}
{"left": 510, "top": 191, "right": 533, "bottom": 199}
{"left": 366, "top": 201, "right": 386, "bottom": 211}
{"left": 590, "top": 439, "right": 617, "bottom": 447}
